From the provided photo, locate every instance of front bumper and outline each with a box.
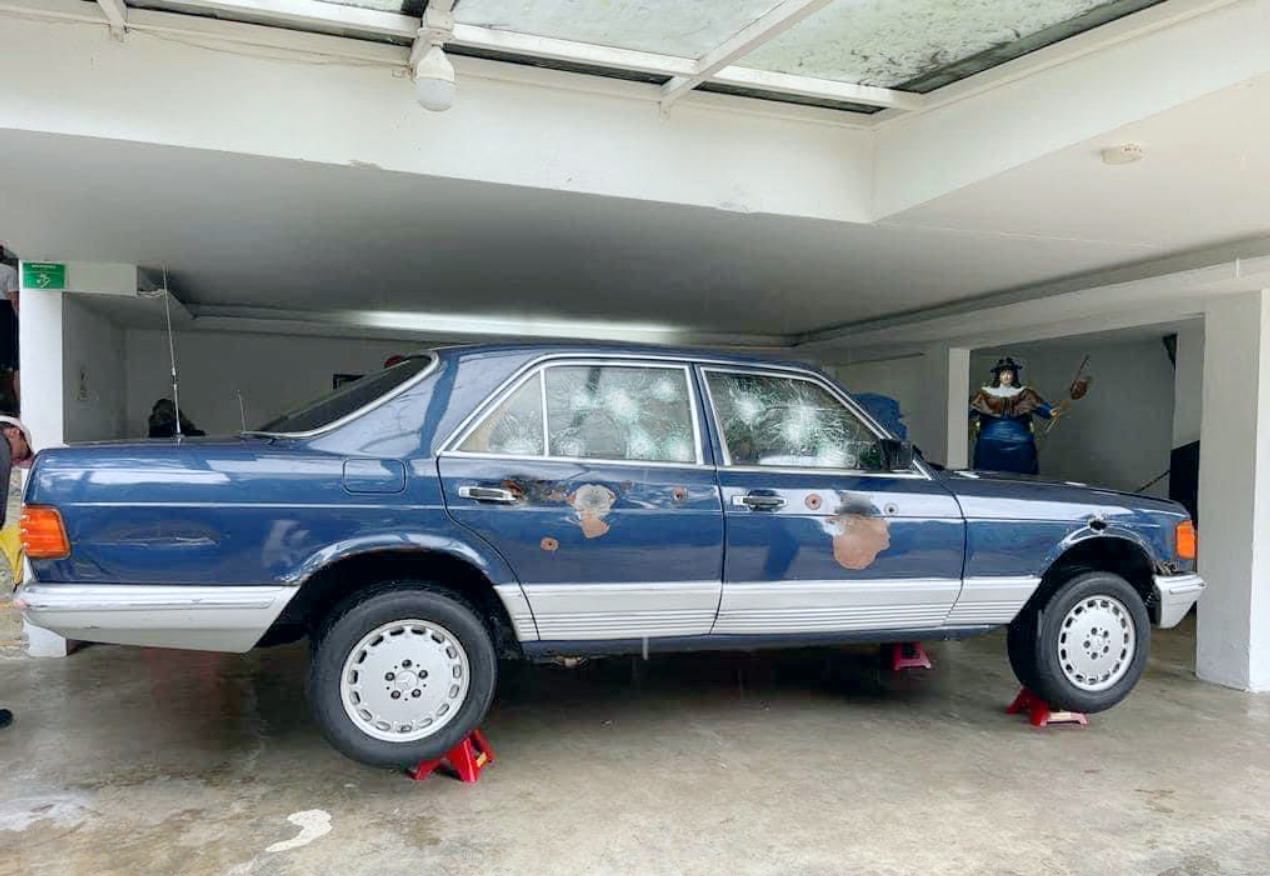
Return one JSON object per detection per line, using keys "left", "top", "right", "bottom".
{"left": 14, "top": 582, "right": 298, "bottom": 652}
{"left": 1153, "top": 573, "right": 1206, "bottom": 629}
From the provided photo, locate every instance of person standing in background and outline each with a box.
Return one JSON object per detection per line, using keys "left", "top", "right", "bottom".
{"left": 0, "top": 415, "right": 33, "bottom": 730}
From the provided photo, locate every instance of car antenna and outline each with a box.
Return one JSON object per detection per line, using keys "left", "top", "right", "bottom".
{"left": 236, "top": 390, "right": 247, "bottom": 433}
{"left": 161, "top": 265, "right": 183, "bottom": 439}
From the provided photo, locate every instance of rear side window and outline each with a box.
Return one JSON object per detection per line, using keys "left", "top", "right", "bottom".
{"left": 458, "top": 372, "right": 545, "bottom": 456}
{"left": 457, "top": 362, "right": 698, "bottom": 464}
{"left": 545, "top": 365, "right": 695, "bottom": 463}
{"left": 705, "top": 371, "right": 881, "bottom": 470}
{"left": 257, "top": 355, "right": 433, "bottom": 434}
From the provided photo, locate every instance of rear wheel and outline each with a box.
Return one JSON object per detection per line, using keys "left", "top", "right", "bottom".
{"left": 1007, "top": 571, "right": 1149, "bottom": 713}
{"left": 307, "top": 583, "right": 497, "bottom": 768}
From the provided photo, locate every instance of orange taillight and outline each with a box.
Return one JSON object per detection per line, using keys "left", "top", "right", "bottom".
{"left": 19, "top": 505, "right": 70, "bottom": 560}
{"left": 1175, "top": 519, "right": 1197, "bottom": 561}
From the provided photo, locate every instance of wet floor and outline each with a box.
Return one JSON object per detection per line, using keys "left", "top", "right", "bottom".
{"left": 2, "top": 615, "right": 1268, "bottom": 876}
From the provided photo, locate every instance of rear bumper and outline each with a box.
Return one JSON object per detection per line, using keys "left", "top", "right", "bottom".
{"left": 1153, "top": 573, "right": 1205, "bottom": 629}
{"left": 14, "top": 583, "right": 298, "bottom": 652}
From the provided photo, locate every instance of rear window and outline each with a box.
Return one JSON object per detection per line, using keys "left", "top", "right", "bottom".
{"left": 256, "top": 355, "right": 433, "bottom": 435}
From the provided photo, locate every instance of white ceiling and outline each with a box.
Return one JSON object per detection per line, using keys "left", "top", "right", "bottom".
{"left": 893, "top": 74, "right": 1270, "bottom": 254}
{"left": 1, "top": 69, "right": 1268, "bottom": 342}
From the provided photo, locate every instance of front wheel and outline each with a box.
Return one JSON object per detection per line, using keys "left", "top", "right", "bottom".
{"left": 307, "top": 583, "right": 497, "bottom": 768}
{"left": 1008, "top": 571, "right": 1149, "bottom": 714}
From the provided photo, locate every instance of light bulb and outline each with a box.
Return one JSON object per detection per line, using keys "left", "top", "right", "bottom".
{"left": 414, "top": 44, "right": 455, "bottom": 112}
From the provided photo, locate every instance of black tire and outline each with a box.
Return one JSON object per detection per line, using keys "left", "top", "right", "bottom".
{"left": 1006, "top": 606, "right": 1040, "bottom": 692}
{"left": 1010, "top": 571, "right": 1149, "bottom": 713}
{"left": 307, "top": 582, "right": 497, "bottom": 769}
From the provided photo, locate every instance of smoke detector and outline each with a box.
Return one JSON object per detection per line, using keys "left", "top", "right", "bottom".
{"left": 1101, "top": 143, "right": 1145, "bottom": 165}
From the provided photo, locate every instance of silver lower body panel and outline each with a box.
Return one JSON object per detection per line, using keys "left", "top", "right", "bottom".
{"left": 15, "top": 583, "right": 299, "bottom": 653}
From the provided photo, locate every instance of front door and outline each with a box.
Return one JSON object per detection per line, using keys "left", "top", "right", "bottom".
{"left": 699, "top": 367, "right": 965, "bottom": 636}
{"left": 439, "top": 358, "right": 723, "bottom": 641}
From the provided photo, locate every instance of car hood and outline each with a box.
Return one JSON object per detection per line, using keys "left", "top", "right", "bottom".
{"left": 937, "top": 468, "right": 1186, "bottom": 521}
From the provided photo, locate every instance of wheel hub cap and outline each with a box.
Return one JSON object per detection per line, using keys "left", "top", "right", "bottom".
{"left": 1057, "top": 595, "right": 1136, "bottom": 692}
{"left": 340, "top": 619, "right": 470, "bottom": 742}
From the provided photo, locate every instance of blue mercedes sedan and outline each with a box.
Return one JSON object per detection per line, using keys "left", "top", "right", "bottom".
{"left": 17, "top": 344, "right": 1204, "bottom": 767}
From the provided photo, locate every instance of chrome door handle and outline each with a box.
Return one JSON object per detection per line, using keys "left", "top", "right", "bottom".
{"left": 732, "top": 493, "right": 786, "bottom": 511}
{"left": 458, "top": 486, "right": 519, "bottom": 504}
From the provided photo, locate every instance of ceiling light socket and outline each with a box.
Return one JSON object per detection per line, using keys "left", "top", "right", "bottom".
{"left": 1101, "top": 143, "right": 1145, "bottom": 165}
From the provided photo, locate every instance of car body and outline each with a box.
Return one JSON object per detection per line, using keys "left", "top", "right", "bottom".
{"left": 16, "top": 343, "right": 1204, "bottom": 766}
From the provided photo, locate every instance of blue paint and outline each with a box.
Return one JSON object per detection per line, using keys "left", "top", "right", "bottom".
{"left": 24, "top": 344, "right": 1194, "bottom": 649}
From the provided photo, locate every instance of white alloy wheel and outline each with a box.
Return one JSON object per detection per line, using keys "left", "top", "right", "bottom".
{"left": 339, "top": 619, "right": 471, "bottom": 742}
{"left": 1056, "top": 595, "right": 1137, "bottom": 692}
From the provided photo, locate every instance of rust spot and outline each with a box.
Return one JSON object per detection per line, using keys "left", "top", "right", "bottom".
{"left": 567, "top": 484, "right": 617, "bottom": 539}
{"left": 824, "top": 497, "right": 890, "bottom": 570}
{"left": 671, "top": 486, "right": 687, "bottom": 502}
{"left": 540, "top": 537, "right": 559, "bottom": 552}
{"left": 804, "top": 493, "right": 822, "bottom": 510}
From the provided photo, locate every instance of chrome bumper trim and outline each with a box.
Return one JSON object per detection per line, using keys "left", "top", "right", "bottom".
{"left": 1153, "top": 573, "right": 1205, "bottom": 629}
{"left": 15, "top": 583, "right": 299, "bottom": 653}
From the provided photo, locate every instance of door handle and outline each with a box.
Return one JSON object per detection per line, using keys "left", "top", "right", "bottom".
{"left": 458, "top": 485, "right": 520, "bottom": 504}
{"left": 732, "top": 493, "right": 786, "bottom": 511}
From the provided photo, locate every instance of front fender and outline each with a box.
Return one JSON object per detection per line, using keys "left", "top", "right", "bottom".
{"left": 1040, "top": 524, "right": 1161, "bottom": 576}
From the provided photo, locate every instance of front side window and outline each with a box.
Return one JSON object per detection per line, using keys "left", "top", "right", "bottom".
{"left": 706, "top": 371, "right": 882, "bottom": 470}
{"left": 456, "top": 362, "right": 698, "bottom": 463}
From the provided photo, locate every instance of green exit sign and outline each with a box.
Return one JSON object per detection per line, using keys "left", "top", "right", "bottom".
{"left": 20, "top": 261, "right": 66, "bottom": 291}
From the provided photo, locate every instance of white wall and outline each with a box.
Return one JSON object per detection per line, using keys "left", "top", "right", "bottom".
{"left": 970, "top": 337, "right": 1176, "bottom": 496}
{"left": 125, "top": 329, "right": 420, "bottom": 437}
{"left": 62, "top": 295, "right": 127, "bottom": 442}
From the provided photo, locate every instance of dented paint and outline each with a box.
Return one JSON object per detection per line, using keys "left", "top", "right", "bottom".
{"left": 824, "top": 498, "right": 891, "bottom": 571}
{"left": 567, "top": 484, "right": 618, "bottom": 539}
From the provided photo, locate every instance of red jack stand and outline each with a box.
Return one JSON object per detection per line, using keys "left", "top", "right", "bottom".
{"left": 408, "top": 729, "right": 495, "bottom": 783}
{"left": 1006, "top": 688, "right": 1088, "bottom": 729}
{"left": 889, "top": 642, "right": 932, "bottom": 671}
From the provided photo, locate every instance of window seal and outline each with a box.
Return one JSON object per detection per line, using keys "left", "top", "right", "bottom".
{"left": 445, "top": 358, "right": 705, "bottom": 467}
{"left": 699, "top": 365, "right": 928, "bottom": 479}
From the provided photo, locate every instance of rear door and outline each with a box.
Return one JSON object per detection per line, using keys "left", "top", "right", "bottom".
{"left": 699, "top": 366, "right": 965, "bottom": 636}
{"left": 438, "top": 357, "right": 724, "bottom": 642}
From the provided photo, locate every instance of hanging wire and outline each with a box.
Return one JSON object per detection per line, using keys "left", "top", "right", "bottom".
{"left": 161, "top": 265, "right": 183, "bottom": 439}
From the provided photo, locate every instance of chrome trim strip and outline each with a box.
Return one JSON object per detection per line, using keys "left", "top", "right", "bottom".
{"left": 697, "top": 365, "right": 930, "bottom": 480}
{"left": 712, "top": 578, "right": 960, "bottom": 634}
{"left": 1153, "top": 572, "right": 1205, "bottom": 629}
{"left": 493, "top": 583, "right": 539, "bottom": 641}
{"left": 521, "top": 581, "right": 721, "bottom": 640}
{"left": 249, "top": 351, "right": 439, "bottom": 439}
{"left": 945, "top": 575, "right": 1041, "bottom": 625}
{"left": 15, "top": 583, "right": 299, "bottom": 653}
{"left": 444, "top": 358, "right": 705, "bottom": 467}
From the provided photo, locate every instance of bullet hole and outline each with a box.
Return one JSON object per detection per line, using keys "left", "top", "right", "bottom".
{"left": 541, "top": 536, "right": 559, "bottom": 552}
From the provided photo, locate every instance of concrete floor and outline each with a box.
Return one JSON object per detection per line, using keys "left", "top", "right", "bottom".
{"left": 2, "top": 615, "right": 1268, "bottom": 876}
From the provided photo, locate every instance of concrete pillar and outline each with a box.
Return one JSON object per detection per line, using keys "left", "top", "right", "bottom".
{"left": 910, "top": 344, "right": 970, "bottom": 468}
{"left": 17, "top": 286, "right": 69, "bottom": 658}
{"left": 1172, "top": 323, "right": 1205, "bottom": 449}
{"left": 1195, "top": 289, "right": 1270, "bottom": 691}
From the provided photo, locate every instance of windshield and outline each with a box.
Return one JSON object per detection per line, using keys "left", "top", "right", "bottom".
{"left": 254, "top": 354, "right": 434, "bottom": 435}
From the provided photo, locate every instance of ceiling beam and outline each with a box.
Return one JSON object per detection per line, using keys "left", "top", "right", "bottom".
{"left": 52, "top": 0, "right": 914, "bottom": 114}
{"left": 659, "top": 0, "right": 835, "bottom": 111}
{"left": 95, "top": 0, "right": 126, "bottom": 37}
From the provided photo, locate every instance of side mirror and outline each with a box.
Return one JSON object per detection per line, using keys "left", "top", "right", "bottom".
{"left": 878, "top": 438, "right": 915, "bottom": 471}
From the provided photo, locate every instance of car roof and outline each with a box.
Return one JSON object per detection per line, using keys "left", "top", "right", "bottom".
{"left": 433, "top": 341, "right": 819, "bottom": 373}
